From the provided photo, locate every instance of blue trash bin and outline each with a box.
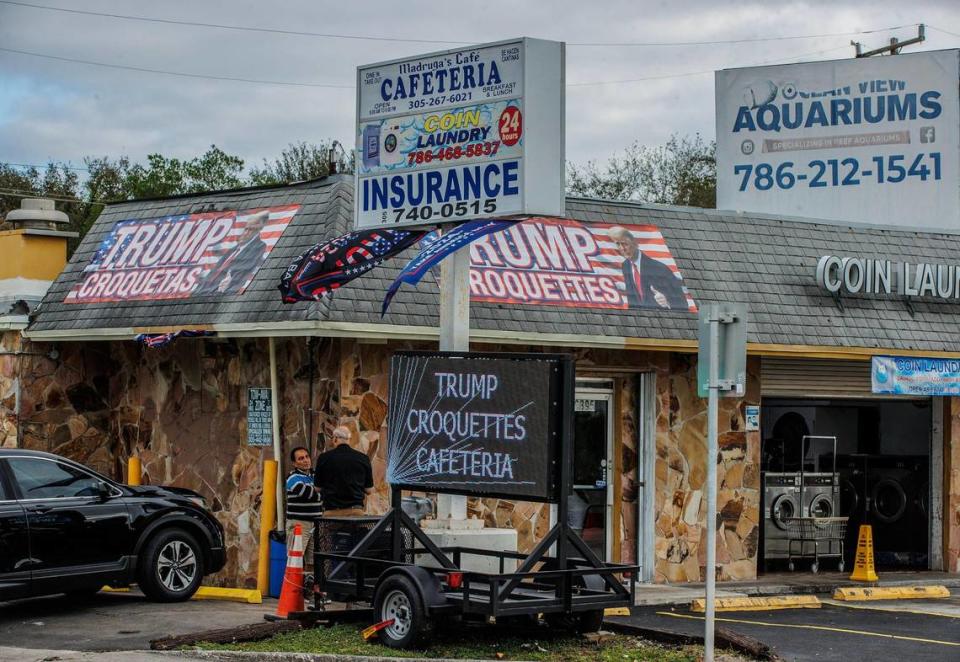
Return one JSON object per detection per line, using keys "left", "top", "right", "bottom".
{"left": 268, "top": 530, "right": 286, "bottom": 599}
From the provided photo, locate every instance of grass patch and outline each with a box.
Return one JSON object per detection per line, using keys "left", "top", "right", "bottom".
{"left": 195, "top": 621, "right": 708, "bottom": 661}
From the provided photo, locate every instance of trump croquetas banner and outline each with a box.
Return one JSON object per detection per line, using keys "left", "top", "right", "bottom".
{"left": 65, "top": 205, "right": 300, "bottom": 303}
{"left": 467, "top": 217, "right": 696, "bottom": 312}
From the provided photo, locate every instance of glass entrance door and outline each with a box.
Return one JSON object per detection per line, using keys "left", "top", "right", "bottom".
{"left": 571, "top": 390, "right": 614, "bottom": 561}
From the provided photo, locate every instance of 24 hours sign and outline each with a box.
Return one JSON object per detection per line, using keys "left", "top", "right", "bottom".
{"left": 355, "top": 38, "right": 565, "bottom": 230}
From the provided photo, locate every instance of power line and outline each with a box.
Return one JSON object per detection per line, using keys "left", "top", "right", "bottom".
{"left": 0, "top": 0, "right": 465, "bottom": 45}
{"left": 0, "top": 41, "right": 866, "bottom": 90}
{"left": 571, "top": 25, "right": 919, "bottom": 47}
{"left": 3, "top": 161, "right": 90, "bottom": 172}
{"left": 929, "top": 25, "right": 960, "bottom": 39}
{"left": 0, "top": 2, "right": 921, "bottom": 48}
{"left": 568, "top": 44, "right": 853, "bottom": 87}
{"left": 0, "top": 188, "right": 104, "bottom": 204}
{"left": 0, "top": 46, "right": 354, "bottom": 88}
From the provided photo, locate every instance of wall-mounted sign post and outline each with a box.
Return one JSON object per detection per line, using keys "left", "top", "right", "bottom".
{"left": 356, "top": 38, "right": 565, "bottom": 522}
{"left": 697, "top": 303, "right": 747, "bottom": 662}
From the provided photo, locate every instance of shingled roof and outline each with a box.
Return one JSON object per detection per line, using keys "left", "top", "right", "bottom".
{"left": 26, "top": 174, "right": 960, "bottom": 356}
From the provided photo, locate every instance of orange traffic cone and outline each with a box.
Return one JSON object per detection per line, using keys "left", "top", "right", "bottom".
{"left": 275, "top": 523, "right": 305, "bottom": 618}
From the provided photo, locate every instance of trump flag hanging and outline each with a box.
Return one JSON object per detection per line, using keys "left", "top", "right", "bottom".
{"left": 65, "top": 205, "right": 300, "bottom": 303}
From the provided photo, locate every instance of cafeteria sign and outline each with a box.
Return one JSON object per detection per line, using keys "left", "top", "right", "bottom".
{"left": 386, "top": 351, "right": 570, "bottom": 501}
{"left": 872, "top": 355, "right": 960, "bottom": 396}
{"left": 355, "top": 38, "right": 565, "bottom": 229}
{"left": 65, "top": 205, "right": 300, "bottom": 303}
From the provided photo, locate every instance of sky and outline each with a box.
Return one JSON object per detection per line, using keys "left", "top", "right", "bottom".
{"left": 1, "top": 0, "right": 958, "bottom": 177}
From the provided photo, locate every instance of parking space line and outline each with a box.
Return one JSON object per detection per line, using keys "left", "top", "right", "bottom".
{"left": 823, "top": 598, "right": 960, "bottom": 619}
{"left": 656, "top": 611, "right": 960, "bottom": 648}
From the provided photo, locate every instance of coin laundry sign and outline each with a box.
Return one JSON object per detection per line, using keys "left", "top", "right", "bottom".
{"left": 355, "top": 38, "right": 565, "bottom": 230}
{"left": 816, "top": 255, "right": 960, "bottom": 300}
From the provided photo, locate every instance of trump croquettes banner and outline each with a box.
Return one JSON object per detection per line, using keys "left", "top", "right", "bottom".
{"left": 467, "top": 217, "right": 696, "bottom": 312}
{"left": 65, "top": 205, "right": 300, "bottom": 303}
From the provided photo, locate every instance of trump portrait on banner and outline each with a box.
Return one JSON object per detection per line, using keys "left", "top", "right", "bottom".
{"left": 609, "top": 226, "right": 687, "bottom": 310}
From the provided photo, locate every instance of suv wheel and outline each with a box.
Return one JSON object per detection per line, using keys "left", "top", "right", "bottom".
{"left": 138, "top": 528, "right": 204, "bottom": 602}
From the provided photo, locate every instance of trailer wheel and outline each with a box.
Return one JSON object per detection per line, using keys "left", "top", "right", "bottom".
{"left": 546, "top": 608, "right": 604, "bottom": 633}
{"left": 373, "top": 575, "right": 432, "bottom": 648}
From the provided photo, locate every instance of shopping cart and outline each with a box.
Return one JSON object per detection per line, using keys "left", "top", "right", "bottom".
{"left": 785, "top": 516, "right": 848, "bottom": 573}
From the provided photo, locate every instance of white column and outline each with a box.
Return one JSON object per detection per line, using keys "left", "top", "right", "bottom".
{"left": 436, "top": 246, "right": 470, "bottom": 522}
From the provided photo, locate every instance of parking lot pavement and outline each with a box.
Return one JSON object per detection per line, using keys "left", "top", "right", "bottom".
{"left": 612, "top": 597, "right": 960, "bottom": 662}
{"left": 0, "top": 588, "right": 274, "bottom": 651}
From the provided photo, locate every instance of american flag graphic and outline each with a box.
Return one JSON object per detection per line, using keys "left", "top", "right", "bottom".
{"left": 381, "top": 219, "right": 519, "bottom": 316}
{"left": 279, "top": 228, "right": 425, "bottom": 303}
{"left": 198, "top": 205, "right": 298, "bottom": 273}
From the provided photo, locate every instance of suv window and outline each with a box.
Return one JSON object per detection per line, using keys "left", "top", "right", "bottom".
{"left": 8, "top": 458, "right": 102, "bottom": 499}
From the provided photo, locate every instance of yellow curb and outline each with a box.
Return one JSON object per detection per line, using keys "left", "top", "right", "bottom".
{"left": 604, "top": 607, "right": 631, "bottom": 616}
{"left": 100, "top": 586, "right": 131, "bottom": 592}
{"left": 690, "top": 595, "right": 821, "bottom": 612}
{"left": 192, "top": 586, "right": 263, "bottom": 604}
{"left": 832, "top": 585, "right": 950, "bottom": 601}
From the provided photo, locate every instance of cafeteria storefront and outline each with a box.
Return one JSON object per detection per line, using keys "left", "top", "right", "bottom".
{"left": 3, "top": 175, "right": 960, "bottom": 588}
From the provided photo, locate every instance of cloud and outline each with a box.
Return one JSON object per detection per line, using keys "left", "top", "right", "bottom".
{"left": 0, "top": 0, "right": 955, "bottom": 172}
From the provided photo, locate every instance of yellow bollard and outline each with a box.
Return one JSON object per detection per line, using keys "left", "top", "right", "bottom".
{"left": 127, "top": 456, "right": 142, "bottom": 486}
{"left": 257, "top": 459, "right": 279, "bottom": 596}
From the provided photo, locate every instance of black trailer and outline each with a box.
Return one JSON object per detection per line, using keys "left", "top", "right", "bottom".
{"left": 309, "top": 351, "right": 637, "bottom": 648}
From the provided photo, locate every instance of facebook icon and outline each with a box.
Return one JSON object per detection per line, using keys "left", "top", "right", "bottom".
{"left": 920, "top": 126, "right": 936, "bottom": 144}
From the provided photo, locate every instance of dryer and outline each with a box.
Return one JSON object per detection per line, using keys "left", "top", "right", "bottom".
{"left": 763, "top": 472, "right": 801, "bottom": 561}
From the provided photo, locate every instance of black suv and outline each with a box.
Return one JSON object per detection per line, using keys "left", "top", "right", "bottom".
{"left": 0, "top": 449, "right": 225, "bottom": 603}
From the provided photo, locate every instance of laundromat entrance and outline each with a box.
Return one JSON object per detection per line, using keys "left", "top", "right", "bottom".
{"left": 760, "top": 398, "right": 932, "bottom": 572}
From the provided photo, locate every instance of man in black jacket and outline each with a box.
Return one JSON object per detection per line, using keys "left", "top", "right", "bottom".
{"left": 314, "top": 426, "right": 374, "bottom": 517}
{"left": 609, "top": 226, "right": 687, "bottom": 310}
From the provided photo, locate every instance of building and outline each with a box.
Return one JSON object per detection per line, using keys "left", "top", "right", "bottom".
{"left": 2, "top": 175, "right": 958, "bottom": 587}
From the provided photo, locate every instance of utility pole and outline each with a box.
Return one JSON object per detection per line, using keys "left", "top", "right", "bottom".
{"left": 697, "top": 304, "right": 747, "bottom": 662}
{"left": 852, "top": 24, "right": 925, "bottom": 57}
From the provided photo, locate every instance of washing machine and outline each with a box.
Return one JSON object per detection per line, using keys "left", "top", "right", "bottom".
{"left": 868, "top": 456, "right": 928, "bottom": 567}
{"left": 802, "top": 473, "right": 838, "bottom": 518}
{"left": 801, "top": 473, "right": 842, "bottom": 561}
{"left": 763, "top": 472, "right": 801, "bottom": 561}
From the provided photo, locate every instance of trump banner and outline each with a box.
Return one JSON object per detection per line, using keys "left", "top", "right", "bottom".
{"left": 467, "top": 217, "right": 696, "bottom": 312}
{"left": 65, "top": 205, "right": 300, "bottom": 303}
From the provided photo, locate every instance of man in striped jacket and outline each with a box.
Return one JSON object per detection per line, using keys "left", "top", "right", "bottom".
{"left": 286, "top": 446, "right": 322, "bottom": 576}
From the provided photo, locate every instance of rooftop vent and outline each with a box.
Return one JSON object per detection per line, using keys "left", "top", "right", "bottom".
{"left": 5, "top": 198, "right": 69, "bottom": 231}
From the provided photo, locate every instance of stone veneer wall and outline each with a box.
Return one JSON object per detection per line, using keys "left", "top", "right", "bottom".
{"left": 653, "top": 354, "right": 762, "bottom": 582}
{"left": 0, "top": 331, "right": 22, "bottom": 449}
{"left": 1, "top": 332, "right": 771, "bottom": 585}
{"left": 947, "top": 398, "right": 960, "bottom": 573}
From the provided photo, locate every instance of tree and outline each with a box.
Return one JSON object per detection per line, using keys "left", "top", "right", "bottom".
{"left": 0, "top": 162, "right": 94, "bottom": 248}
{"left": 567, "top": 133, "right": 716, "bottom": 208}
{"left": 248, "top": 140, "right": 353, "bottom": 186}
